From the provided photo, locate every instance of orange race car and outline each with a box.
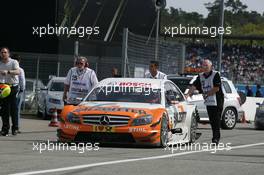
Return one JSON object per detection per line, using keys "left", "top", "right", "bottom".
{"left": 57, "top": 78, "right": 198, "bottom": 147}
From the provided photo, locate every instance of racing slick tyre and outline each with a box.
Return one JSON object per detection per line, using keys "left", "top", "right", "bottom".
{"left": 159, "top": 115, "right": 168, "bottom": 148}
{"left": 221, "top": 107, "right": 237, "bottom": 130}
{"left": 189, "top": 113, "right": 198, "bottom": 143}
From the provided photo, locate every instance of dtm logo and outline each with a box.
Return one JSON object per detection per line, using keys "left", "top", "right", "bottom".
{"left": 99, "top": 115, "right": 110, "bottom": 125}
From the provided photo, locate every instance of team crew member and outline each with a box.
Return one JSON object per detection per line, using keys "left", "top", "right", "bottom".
{"left": 13, "top": 54, "right": 26, "bottom": 134}
{"left": 145, "top": 61, "right": 167, "bottom": 79}
{"left": 185, "top": 59, "right": 224, "bottom": 145}
{"left": 0, "top": 47, "right": 20, "bottom": 136}
{"left": 63, "top": 56, "right": 98, "bottom": 105}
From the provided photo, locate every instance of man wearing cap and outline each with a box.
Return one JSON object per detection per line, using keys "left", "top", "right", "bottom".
{"left": 0, "top": 47, "right": 20, "bottom": 136}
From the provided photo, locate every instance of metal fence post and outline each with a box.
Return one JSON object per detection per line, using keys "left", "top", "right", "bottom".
{"left": 57, "top": 61, "right": 60, "bottom": 77}
{"left": 35, "top": 56, "right": 40, "bottom": 111}
{"left": 122, "top": 28, "right": 128, "bottom": 77}
{"left": 181, "top": 44, "right": 186, "bottom": 74}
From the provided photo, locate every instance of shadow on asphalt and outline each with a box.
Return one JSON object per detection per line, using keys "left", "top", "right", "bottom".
{"left": 235, "top": 127, "right": 256, "bottom": 130}
{"left": 21, "top": 115, "right": 43, "bottom": 120}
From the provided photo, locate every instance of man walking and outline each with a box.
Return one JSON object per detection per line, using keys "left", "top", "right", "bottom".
{"left": 63, "top": 56, "right": 98, "bottom": 105}
{"left": 12, "top": 54, "right": 25, "bottom": 133}
{"left": 185, "top": 59, "right": 224, "bottom": 145}
{"left": 0, "top": 47, "right": 20, "bottom": 136}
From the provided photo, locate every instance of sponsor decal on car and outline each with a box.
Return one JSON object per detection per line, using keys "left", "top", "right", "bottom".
{"left": 64, "top": 124, "right": 80, "bottom": 131}
{"left": 73, "top": 106, "right": 147, "bottom": 115}
{"left": 118, "top": 82, "right": 152, "bottom": 87}
{"left": 129, "top": 128, "right": 147, "bottom": 133}
{"left": 92, "top": 125, "right": 115, "bottom": 132}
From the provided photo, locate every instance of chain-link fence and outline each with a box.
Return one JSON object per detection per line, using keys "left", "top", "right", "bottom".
{"left": 16, "top": 52, "right": 99, "bottom": 85}
{"left": 15, "top": 29, "right": 185, "bottom": 114}
{"left": 122, "top": 28, "right": 185, "bottom": 78}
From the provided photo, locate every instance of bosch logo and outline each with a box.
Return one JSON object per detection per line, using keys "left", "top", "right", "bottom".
{"left": 99, "top": 115, "right": 110, "bottom": 125}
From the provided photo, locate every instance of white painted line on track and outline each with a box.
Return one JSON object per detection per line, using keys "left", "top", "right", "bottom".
{"left": 10, "top": 142, "right": 264, "bottom": 175}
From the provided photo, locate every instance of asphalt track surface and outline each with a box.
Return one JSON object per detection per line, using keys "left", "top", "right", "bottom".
{"left": 0, "top": 115, "right": 263, "bottom": 175}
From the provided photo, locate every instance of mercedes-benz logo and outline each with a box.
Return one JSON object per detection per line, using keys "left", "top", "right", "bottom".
{"left": 99, "top": 115, "right": 110, "bottom": 125}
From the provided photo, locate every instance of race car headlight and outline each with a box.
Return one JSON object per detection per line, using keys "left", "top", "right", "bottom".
{"left": 132, "top": 115, "right": 152, "bottom": 126}
{"left": 48, "top": 98, "right": 61, "bottom": 104}
{"left": 67, "top": 112, "right": 81, "bottom": 124}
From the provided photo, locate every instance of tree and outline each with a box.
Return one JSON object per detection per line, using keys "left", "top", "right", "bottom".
{"left": 204, "top": 0, "right": 221, "bottom": 26}
{"left": 225, "top": 0, "right": 247, "bottom": 13}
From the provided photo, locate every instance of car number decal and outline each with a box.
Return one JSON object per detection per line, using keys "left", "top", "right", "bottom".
{"left": 92, "top": 125, "right": 115, "bottom": 132}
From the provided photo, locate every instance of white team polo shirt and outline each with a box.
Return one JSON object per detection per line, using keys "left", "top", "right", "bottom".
{"left": 145, "top": 71, "right": 167, "bottom": 79}
{"left": 65, "top": 67, "right": 98, "bottom": 104}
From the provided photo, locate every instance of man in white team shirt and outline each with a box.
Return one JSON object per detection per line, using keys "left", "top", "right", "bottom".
{"left": 63, "top": 56, "right": 98, "bottom": 105}
{"left": 145, "top": 61, "right": 167, "bottom": 79}
{"left": 185, "top": 59, "right": 224, "bottom": 145}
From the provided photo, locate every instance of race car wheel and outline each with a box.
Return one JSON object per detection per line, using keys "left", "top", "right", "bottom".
{"left": 221, "top": 107, "right": 237, "bottom": 129}
{"left": 159, "top": 115, "right": 168, "bottom": 148}
{"left": 189, "top": 113, "right": 198, "bottom": 143}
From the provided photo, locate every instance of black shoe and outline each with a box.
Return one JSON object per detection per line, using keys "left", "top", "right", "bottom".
{"left": 212, "top": 139, "right": 219, "bottom": 146}
{"left": 12, "top": 130, "right": 18, "bottom": 136}
{"left": 1, "top": 131, "right": 9, "bottom": 136}
{"left": 17, "top": 130, "right": 21, "bottom": 134}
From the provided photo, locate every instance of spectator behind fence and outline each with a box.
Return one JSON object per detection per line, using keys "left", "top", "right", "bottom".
{"left": 145, "top": 61, "right": 167, "bottom": 79}
{"left": 0, "top": 47, "right": 20, "bottom": 136}
{"left": 256, "top": 84, "right": 263, "bottom": 97}
{"left": 111, "top": 67, "right": 122, "bottom": 77}
{"left": 246, "top": 85, "right": 253, "bottom": 97}
{"left": 12, "top": 54, "right": 26, "bottom": 134}
{"left": 63, "top": 56, "right": 98, "bottom": 105}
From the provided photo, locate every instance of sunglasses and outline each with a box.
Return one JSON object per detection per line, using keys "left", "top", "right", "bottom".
{"left": 76, "top": 62, "right": 85, "bottom": 65}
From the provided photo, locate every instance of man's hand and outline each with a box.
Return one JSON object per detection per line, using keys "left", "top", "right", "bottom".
{"left": 0, "top": 70, "right": 8, "bottom": 76}
{"left": 202, "top": 93, "right": 209, "bottom": 99}
{"left": 63, "top": 93, "right": 67, "bottom": 102}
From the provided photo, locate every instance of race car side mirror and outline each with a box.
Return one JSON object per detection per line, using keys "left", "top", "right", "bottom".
{"left": 256, "top": 103, "right": 260, "bottom": 106}
{"left": 76, "top": 97, "right": 83, "bottom": 101}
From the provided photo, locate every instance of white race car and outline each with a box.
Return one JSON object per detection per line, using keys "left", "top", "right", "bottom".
{"left": 58, "top": 78, "right": 198, "bottom": 147}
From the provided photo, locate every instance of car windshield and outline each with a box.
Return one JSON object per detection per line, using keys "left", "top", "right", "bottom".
{"left": 49, "top": 82, "right": 64, "bottom": 91}
{"left": 169, "top": 78, "right": 191, "bottom": 92}
{"left": 85, "top": 86, "right": 161, "bottom": 104}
